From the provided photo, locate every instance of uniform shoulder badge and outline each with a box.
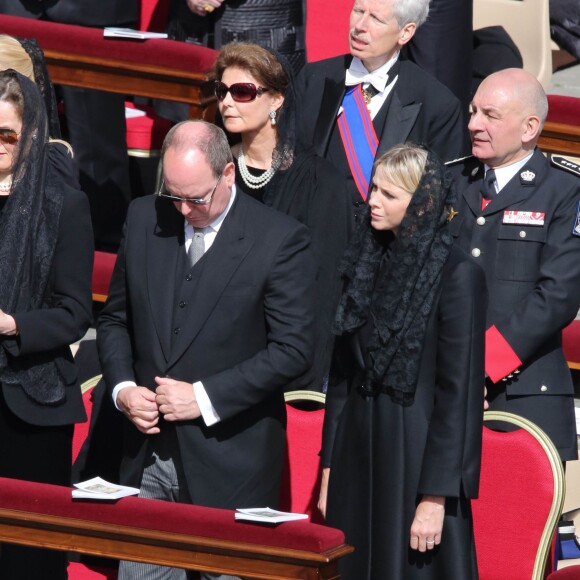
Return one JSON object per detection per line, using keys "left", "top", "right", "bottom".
{"left": 551, "top": 155, "right": 580, "bottom": 177}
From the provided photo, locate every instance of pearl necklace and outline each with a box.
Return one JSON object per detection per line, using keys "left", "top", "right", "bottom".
{"left": 0, "top": 179, "right": 12, "bottom": 193}
{"left": 237, "top": 148, "right": 280, "bottom": 190}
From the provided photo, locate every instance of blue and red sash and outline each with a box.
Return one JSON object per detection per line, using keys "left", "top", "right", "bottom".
{"left": 338, "top": 85, "right": 379, "bottom": 200}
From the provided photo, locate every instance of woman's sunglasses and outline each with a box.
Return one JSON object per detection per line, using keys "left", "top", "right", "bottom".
{"left": 214, "top": 81, "right": 270, "bottom": 103}
{"left": 0, "top": 129, "right": 19, "bottom": 145}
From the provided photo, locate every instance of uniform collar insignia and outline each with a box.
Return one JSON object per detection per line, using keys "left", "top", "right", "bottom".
{"left": 520, "top": 169, "right": 535, "bottom": 183}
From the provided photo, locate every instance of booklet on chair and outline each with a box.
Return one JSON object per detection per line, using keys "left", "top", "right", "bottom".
{"left": 234, "top": 507, "right": 308, "bottom": 524}
{"left": 72, "top": 477, "right": 140, "bottom": 500}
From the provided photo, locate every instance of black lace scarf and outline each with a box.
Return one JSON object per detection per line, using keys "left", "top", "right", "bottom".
{"left": 333, "top": 151, "right": 455, "bottom": 405}
{"left": 0, "top": 70, "right": 66, "bottom": 405}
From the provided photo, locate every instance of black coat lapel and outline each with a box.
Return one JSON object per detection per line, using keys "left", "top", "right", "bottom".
{"left": 147, "top": 199, "right": 184, "bottom": 362}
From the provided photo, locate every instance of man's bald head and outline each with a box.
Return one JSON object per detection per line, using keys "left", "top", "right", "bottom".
{"left": 469, "top": 68, "right": 547, "bottom": 168}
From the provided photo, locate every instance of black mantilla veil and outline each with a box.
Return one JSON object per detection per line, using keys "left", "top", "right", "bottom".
{"left": 255, "top": 47, "right": 296, "bottom": 205}
{"left": 19, "top": 37, "right": 62, "bottom": 139}
{"left": 333, "top": 148, "right": 456, "bottom": 406}
{"left": 0, "top": 69, "right": 67, "bottom": 405}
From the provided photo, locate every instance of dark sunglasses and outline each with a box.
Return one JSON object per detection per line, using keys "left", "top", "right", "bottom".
{"left": 0, "top": 129, "right": 19, "bottom": 145}
{"left": 214, "top": 81, "right": 270, "bottom": 103}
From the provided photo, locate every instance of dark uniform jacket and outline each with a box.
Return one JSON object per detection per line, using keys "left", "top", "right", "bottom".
{"left": 448, "top": 150, "right": 580, "bottom": 459}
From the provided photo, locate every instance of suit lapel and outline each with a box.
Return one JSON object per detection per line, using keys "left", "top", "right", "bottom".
{"left": 167, "top": 194, "right": 254, "bottom": 367}
{"left": 147, "top": 202, "right": 183, "bottom": 362}
{"left": 376, "top": 91, "right": 421, "bottom": 157}
{"left": 314, "top": 77, "right": 346, "bottom": 157}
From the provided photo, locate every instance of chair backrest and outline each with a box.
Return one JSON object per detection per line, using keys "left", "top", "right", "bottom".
{"left": 139, "top": 0, "right": 170, "bottom": 32}
{"left": 72, "top": 375, "right": 102, "bottom": 464}
{"left": 562, "top": 316, "right": 580, "bottom": 370}
{"left": 279, "top": 390, "right": 326, "bottom": 523}
{"left": 472, "top": 411, "right": 565, "bottom": 580}
{"left": 473, "top": 0, "right": 552, "bottom": 89}
{"left": 305, "top": 0, "right": 351, "bottom": 62}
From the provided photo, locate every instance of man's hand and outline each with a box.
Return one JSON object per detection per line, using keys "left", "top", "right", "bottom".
{"left": 155, "top": 376, "right": 201, "bottom": 421}
{"left": 317, "top": 467, "right": 330, "bottom": 519}
{"left": 185, "top": 0, "right": 224, "bottom": 17}
{"left": 409, "top": 495, "right": 445, "bottom": 552}
{"left": 0, "top": 309, "right": 18, "bottom": 336}
{"left": 117, "top": 386, "right": 160, "bottom": 434}
{"left": 484, "top": 385, "right": 489, "bottom": 411}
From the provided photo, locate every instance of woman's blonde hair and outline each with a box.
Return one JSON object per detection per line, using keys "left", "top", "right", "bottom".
{"left": 0, "top": 35, "right": 34, "bottom": 81}
{"left": 374, "top": 143, "right": 428, "bottom": 195}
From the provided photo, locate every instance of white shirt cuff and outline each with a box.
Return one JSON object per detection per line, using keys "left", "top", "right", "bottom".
{"left": 112, "top": 380, "right": 137, "bottom": 410}
{"left": 193, "top": 380, "right": 221, "bottom": 426}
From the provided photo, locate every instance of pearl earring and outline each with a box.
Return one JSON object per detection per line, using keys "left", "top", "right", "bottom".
{"left": 269, "top": 110, "right": 277, "bottom": 126}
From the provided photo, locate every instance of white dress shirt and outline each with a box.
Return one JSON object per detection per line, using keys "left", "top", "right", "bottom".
{"left": 485, "top": 152, "right": 534, "bottom": 193}
{"left": 343, "top": 54, "right": 399, "bottom": 119}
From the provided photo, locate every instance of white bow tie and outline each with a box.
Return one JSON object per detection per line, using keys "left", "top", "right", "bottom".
{"left": 345, "top": 68, "right": 388, "bottom": 93}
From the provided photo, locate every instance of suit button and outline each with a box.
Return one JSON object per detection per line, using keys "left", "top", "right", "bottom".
{"left": 471, "top": 248, "right": 481, "bottom": 258}
{"left": 179, "top": 301, "right": 186, "bottom": 308}
{"left": 476, "top": 217, "right": 486, "bottom": 225}
{"left": 519, "top": 231, "right": 527, "bottom": 238}
{"left": 186, "top": 274, "right": 192, "bottom": 281}
{"left": 540, "top": 385, "right": 548, "bottom": 392}
{"left": 173, "top": 327, "right": 180, "bottom": 335}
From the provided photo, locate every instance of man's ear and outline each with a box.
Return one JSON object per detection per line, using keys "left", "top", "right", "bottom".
{"left": 522, "top": 114, "right": 541, "bottom": 144}
{"left": 223, "top": 161, "right": 236, "bottom": 187}
{"left": 397, "top": 22, "right": 417, "bottom": 47}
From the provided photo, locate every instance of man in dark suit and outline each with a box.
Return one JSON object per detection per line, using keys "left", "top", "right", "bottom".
{"left": 0, "top": 0, "right": 139, "bottom": 250}
{"left": 448, "top": 68, "right": 580, "bottom": 461}
{"left": 97, "top": 120, "right": 315, "bottom": 579}
{"left": 295, "top": 0, "right": 468, "bottom": 213}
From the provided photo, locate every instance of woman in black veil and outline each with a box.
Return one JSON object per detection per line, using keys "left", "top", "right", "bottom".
{"left": 319, "top": 143, "right": 486, "bottom": 579}
{"left": 212, "top": 41, "right": 353, "bottom": 391}
{"left": 0, "top": 69, "right": 93, "bottom": 579}
{"left": 0, "top": 33, "right": 78, "bottom": 185}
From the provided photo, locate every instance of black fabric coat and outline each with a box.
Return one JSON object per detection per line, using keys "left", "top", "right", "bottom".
{"left": 323, "top": 247, "right": 486, "bottom": 579}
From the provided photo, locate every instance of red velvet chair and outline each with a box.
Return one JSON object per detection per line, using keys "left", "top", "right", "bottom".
{"left": 472, "top": 411, "right": 565, "bottom": 580}
{"left": 69, "top": 375, "right": 117, "bottom": 580}
{"left": 305, "top": 0, "right": 351, "bottom": 62}
{"left": 92, "top": 250, "right": 116, "bottom": 303}
{"left": 547, "top": 95, "right": 580, "bottom": 126}
{"left": 547, "top": 565, "right": 580, "bottom": 579}
{"left": 562, "top": 318, "right": 580, "bottom": 371}
{"left": 279, "top": 390, "right": 326, "bottom": 524}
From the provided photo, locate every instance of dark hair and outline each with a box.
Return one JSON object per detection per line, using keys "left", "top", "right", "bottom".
{"left": 213, "top": 42, "right": 288, "bottom": 97}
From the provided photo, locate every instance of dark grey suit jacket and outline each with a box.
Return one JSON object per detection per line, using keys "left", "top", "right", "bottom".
{"left": 97, "top": 191, "right": 315, "bottom": 508}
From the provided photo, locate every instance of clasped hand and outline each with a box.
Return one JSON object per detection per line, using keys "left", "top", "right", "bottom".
{"left": 0, "top": 308, "right": 18, "bottom": 336}
{"left": 186, "top": 0, "right": 224, "bottom": 17}
{"left": 116, "top": 376, "right": 201, "bottom": 434}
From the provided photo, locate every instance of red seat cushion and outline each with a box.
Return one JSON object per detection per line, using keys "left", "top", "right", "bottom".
{"left": 0, "top": 15, "right": 217, "bottom": 73}
{"left": 547, "top": 566, "right": 580, "bottom": 579}
{"left": 0, "top": 477, "right": 345, "bottom": 554}
{"left": 547, "top": 95, "right": 580, "bottom": 126}
{"left": 125, "top": 102, "right": 173, "bottom": 150}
